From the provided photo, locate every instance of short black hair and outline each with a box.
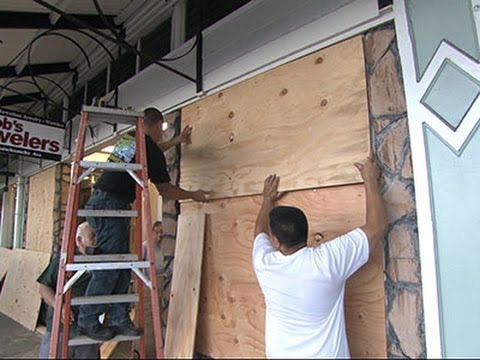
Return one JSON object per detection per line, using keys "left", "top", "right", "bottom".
{"left": 144, "top": 107, "right": 164, "bottom": 126}
{"left": 152, "top": 220, "right": 162, "bottom": 229}
{"left": 269, "top": 206, "right": 308, "bottom": 248}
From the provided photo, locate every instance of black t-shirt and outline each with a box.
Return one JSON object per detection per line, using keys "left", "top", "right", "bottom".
{"left": 94, "top": 131, "right": 171, "bottom": 203}
{"left": 37, "top": 256, "right": 91, "bottom": 331}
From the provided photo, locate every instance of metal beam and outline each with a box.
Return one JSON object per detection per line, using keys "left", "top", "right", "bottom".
{"left": 33, "top": 0, "right": 199, "bottom": 84}
{"left": 0, "top": 11, "right": 117, "bottom": 29}
{"left": 0, "top": 62, "right": 72, "bottom": 79}
{"left": 0, "top": 92, "right": 43, "bottom": 106}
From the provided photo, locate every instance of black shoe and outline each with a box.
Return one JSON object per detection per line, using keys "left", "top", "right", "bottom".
{"left": 78, "top": 324, "right": 116, "bottom": 341}
{"left": 109, "top": 320, "right": 142, "bottom": 337}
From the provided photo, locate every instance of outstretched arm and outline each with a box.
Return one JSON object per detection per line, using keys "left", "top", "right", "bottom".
{"left": 355, "top": 158, "right": 388, "bottom": 255}
{"left": 157, "top": 125, "right": 192, "bottom": 152}
{"left": 254, "top": 174, "right": 281, "bottom": 237}
{"left": 155, "top": 182, "right": 208, "bottom": 202}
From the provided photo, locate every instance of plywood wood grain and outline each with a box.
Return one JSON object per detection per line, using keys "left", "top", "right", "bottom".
{"left": 0, "top": 247, "right": 13, "bottom": 282}
{"left": 181, "top": 36, "right": 369, "bottom": 199}
{"left": 25, "top": 166, "right": 57, "bottom": 253}
{"left": 164, "top": 214, "right": 206, "bottom": 358}
{"left": 0, "top": 249, "right": 51, "bottom": 330}
{"left": 181, "top": 184, "right": 386, "bottom": 358}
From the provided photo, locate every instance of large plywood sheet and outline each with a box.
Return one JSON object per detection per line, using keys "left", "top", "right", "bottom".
{"left": 181, "top": 184, "right": 386, "bottom": 358}
{"left": 165, "top": 214, "right": 206, "bottom": 358}
{"left": 181, "top": 36, "right": 369, "bottom": 199}
{"left": 25, "top": 166, "right": 56, "bottom": 253}
{"left": 0, "top": 247, "right": 13, "bottom": 282}
{"left": 0, "top": 249, "right": 51, "bottom": 330}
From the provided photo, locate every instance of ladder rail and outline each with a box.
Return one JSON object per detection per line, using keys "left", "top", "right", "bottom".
{"left": 136, "top": 118, "right": 164, "bottom": 359}
{"left": 136, "top": 116, "right": 164, "bottom": 359}
{"left": 49, "top": 111, "right": 88, "bottom": 359}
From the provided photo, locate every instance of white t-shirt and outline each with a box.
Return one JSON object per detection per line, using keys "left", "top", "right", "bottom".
{"left": 252, "top": 228, "right": 369, "bottom": 358}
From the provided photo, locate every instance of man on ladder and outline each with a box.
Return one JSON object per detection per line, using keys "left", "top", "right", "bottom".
{"left": 76, "top": 107, "right": 208, "bottom": 341}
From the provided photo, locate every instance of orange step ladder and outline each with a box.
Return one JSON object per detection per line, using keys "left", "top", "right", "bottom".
{"left": 49, "top": 105, "right": 163, "bottom": 358}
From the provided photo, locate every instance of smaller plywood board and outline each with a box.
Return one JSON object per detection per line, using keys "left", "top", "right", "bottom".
{"left": 25, "top": 166, "right": 57, "bottom": 253}
{"left": 181, "top": 36, "right": 369, "bottom": 199}
{"left": 165, "top": 213, "right": 206, "bottom": 358}
{"left": 0, "top": 247, "right": 13, "bottom": 282}
{"left": 0, "top": 249, "right": 51, "bottom": 330}
{"left": 182, "top": 184, "right": 386, "bottom": 358}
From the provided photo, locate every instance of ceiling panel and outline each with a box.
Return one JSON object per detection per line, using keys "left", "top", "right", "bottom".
{"left": 0, "top": 0, "right": 133, "bottom": 15}
{"left": 0, "top": 29, "right": 40, "bottom": 64}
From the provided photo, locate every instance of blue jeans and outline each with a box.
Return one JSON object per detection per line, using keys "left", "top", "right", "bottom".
{"left": 77, "top": 189, "right": 132, "bottom": 328}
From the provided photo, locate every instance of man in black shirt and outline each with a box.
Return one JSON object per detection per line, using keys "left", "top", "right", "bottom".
{"left": 77, "top": 107, "right": 208, "bottom": 341}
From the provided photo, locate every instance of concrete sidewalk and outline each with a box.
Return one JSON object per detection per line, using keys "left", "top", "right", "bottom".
{"left": 0, "top": 313, "right": 41, "bottom": 358}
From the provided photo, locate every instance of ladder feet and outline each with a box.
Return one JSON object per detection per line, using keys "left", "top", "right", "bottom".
{"left": 77, "top": 324, "right": 116, "bottom": 342}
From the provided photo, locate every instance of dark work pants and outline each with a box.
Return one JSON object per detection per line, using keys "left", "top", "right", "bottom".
{"left": 77, "top": 189, "right": 132, "bottom": 328}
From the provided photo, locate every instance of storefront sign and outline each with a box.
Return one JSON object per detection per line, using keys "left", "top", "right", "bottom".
{"left": 0, "top": 108, "right": 64, "bottom": 161}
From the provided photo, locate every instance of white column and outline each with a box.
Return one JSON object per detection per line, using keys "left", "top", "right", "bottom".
{"left": 13, "top": 176, "right": 26, "bottom": 249}
{"left": 171, "top": 0, "right": 187, "bottom": 50}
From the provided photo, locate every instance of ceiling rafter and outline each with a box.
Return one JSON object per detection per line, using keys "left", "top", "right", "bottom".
{"left": 0, "top": 11, "right": 118, "bottom": 29}
{"left": 0, "top": 92, "right": 43, "bottom": 106}
{"left": 0, "top": 62, "right": 73, "bottom": 79}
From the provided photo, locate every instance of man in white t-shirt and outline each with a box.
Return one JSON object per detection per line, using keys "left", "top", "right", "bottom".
{"left": 252, "top": 158, "right": 387, "bottom": 358}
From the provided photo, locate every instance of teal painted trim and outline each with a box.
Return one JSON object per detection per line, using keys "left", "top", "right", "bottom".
{"left": 422, "top": 59, "right": 480, "bottom": 130}
{"left": 406, "top": 0, "right": 480, "bottom": 80}
{"left": 424, "top": 124, "right": 480, "bottom": 357}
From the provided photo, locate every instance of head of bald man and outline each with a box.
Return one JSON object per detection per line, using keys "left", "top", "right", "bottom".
{"left": 75, "top": 222, "right": 96, "bottom": 255}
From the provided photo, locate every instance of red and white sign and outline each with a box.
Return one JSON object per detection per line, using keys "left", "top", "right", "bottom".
{"left": 0, "top": 108, "right": 65, "bottom": 161}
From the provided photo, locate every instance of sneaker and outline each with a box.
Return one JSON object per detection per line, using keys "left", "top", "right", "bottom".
{"left": 78, "top": 324, "right": 115, "bottom": 341}
{"left": 109, "top": 320, "right": 142, "bottom": 337}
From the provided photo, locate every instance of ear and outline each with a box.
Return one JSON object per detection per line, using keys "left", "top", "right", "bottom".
{"left": 272, "top": 235, "right": 281, "bottom": 250}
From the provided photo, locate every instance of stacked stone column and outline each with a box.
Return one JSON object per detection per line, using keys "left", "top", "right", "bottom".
{"left": 364, "top": 23, "right": 425, "bottom": 358}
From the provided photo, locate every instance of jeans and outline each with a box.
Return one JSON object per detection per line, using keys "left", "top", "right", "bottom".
{"left": 77, "top": 189, "right": 133, "bottom": 328}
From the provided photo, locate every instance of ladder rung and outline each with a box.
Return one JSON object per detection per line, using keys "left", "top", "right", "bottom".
{"left": 77, "top": 210, "right": 137, "bottom": 218}
{"left": 69, "top": 334, "right": 141, "bottom": 346}
{"left": 71, "top": 294, "right": 139, "bottom": 306}
{"left": 74, "top": 254, "right": 139, "bottom": 262}
{"left": 82, "top": 105, "right": 142, "bottom": 125}
{"left": 66, "top": 261, "right": 149, "bottom": 271}
{"left": 79, "top": 161, "right": 143, "bottom": 171}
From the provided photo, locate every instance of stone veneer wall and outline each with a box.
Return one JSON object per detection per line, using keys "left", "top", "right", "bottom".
{"left": 364, "top": 22, "right": 426, "bottom": 358}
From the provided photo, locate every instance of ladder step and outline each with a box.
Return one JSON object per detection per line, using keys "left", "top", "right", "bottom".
{"left": 69, "top": 334, "right": 140, "bottom": 346}
{"left": 74, "top": 254, "right": 139, "bottom": 262}
{"left": 79, "top": 161, "right": 143, "bottom": 171}
{"left": 66, "top": 261, "right": 149, "bottom": 271}
{"left": 71, "top": 294, "right": 139, "bottom": 306}
{"left": 82, "top": 105, "right": 142, "bottom": 125}
{"left": 77, "top": 210, "right": 138, "bottom": 218}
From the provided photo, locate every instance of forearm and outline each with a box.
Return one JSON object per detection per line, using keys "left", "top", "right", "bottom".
{"left": 362, "top": 179, "right": 388, "bottom": 244}
{"left": 157, "top": 137, "right": 180, "bottom": 152}
{"left": 155, "top": 182, "right": 196, "bottom": 201}
{"left": 39, "top": 284, "right": 56, "bottom": 308}
{"left": 254, "top": 199, "right": 274, "bottom": 236}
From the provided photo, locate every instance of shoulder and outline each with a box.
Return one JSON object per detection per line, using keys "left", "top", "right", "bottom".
{"left": 252, "top": 233, "right": 275, "bottom": 267}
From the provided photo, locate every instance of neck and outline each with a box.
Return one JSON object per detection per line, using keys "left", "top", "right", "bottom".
{"left": 279, "top": 242, "right": 306, "bottom": 255}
